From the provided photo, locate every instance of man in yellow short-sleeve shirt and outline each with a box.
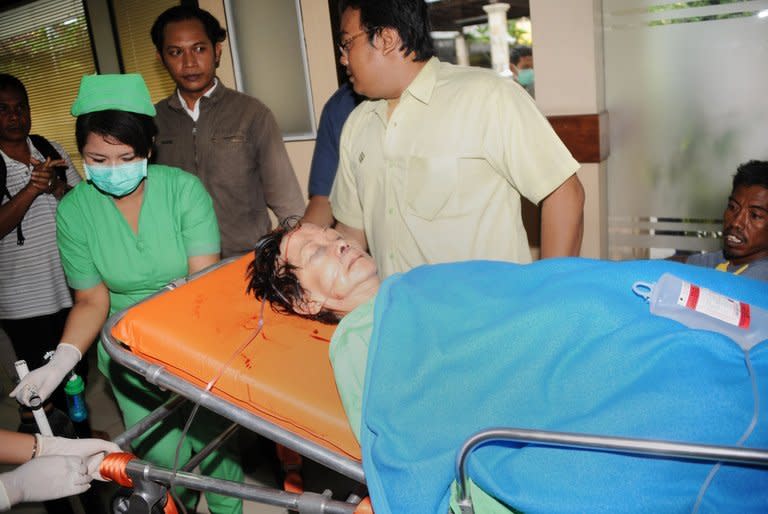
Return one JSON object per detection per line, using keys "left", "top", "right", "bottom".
{"left": 330, "top": 0, "right": 585, "bottom": 278}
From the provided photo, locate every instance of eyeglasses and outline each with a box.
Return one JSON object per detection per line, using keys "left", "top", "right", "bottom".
{"left": 338, "top": 30, "right": 368, "bottom": 57}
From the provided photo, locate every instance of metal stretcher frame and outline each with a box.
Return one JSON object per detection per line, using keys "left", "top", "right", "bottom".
{"left": 100, "top": 258, "right": 368, "bottom": 513}
{"left": 100, "top": 258, "right": 768, "bottom": 513}
{"left": 454, "top": 428, "right": 768, "bottom": 514}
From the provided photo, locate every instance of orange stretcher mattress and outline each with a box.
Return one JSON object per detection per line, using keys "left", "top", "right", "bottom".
{"left": 110, "top": 255, "right": 362, "bottom": 461}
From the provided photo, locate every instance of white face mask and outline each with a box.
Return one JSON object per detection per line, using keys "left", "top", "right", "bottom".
{"left": 84, "top": 159, "right": 148, "bottom": 197}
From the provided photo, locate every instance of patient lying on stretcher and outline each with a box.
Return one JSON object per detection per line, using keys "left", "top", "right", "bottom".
{"left": 247, "top": 221, "right": 379, "bottom": 437}
{"left": 247, "top": 220, "right": 768, "bottom": 514}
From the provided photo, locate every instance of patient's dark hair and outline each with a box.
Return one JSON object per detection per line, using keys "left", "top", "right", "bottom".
{"left": 733, "top": 160, "right": 768, "bottom": 191}
{"left": 247, "top": 218, "right": 341, "bottom": 325}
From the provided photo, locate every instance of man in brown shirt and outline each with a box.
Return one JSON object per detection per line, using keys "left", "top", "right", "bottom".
{"left": 151, "top": 5, "right": 304, "bottom": 257}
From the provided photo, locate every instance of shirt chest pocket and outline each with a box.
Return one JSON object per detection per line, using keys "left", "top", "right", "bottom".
{"left": 406, "top": 155, "right": 499, "bottom": 220}
{"left": 405, "top": 156, "right": 458, "bottom": 220}
{"left": 208, "top": 133, "right": 250, "bottom": 184}
{"left": 211, "top": 134, "right": 246, "bottom": 144}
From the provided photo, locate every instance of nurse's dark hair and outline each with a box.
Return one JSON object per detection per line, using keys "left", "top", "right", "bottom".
{"left": 733, "top": 160, "right": 768, "bottom": 191}
{"left": 247, "top": 217, "right": 341, "bottom": 325}
{"left": 338, "top": 0, "right": 435, "bottom": 61}
{"left": 150, "top": 5, "right": 227, "bottom": 53}
{"left": 75, "top": 110, "right": 157, "bottom": 158}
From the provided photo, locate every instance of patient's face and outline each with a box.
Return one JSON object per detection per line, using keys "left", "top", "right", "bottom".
{"left": 281, "top": 223, "right": 380, "bottom": 316}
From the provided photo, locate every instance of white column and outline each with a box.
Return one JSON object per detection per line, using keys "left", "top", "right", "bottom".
{"left": 482, "top": 2, "right": 511, "bottom": 75}
{"left": 454, "top": 33, "right": 469, "bottom": 66}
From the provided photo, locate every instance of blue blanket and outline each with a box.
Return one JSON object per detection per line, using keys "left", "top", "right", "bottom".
{"left": 360, "top": 258, "right": 768, "bottom": 513}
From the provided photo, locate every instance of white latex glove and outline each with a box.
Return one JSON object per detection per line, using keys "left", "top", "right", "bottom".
{"left": 10, "top": 343, "right": 81, "bottom": 406}
{"left": 0, "top": 455, "right": 89, "bottom": 507}
{"left": 36, "top": 434, "right": 121, "bottom": 480}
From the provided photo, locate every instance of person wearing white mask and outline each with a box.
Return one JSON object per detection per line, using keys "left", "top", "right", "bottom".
{"left": 510, "top": 46, "right": 534, "bottom": 97}
{"left": 10, "top": 73, "right": 243, "bottom": 514}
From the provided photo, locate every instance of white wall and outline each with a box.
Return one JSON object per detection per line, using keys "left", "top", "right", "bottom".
{"left": 531, "top": 0, "right": 607, "bottom": 258}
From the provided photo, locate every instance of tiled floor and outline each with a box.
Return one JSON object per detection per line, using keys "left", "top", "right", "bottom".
{"left": 0, "top": 328, "right": 357, "bottom": 513}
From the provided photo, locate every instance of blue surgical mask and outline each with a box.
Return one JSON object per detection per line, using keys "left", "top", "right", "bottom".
{"left": 517, "top": 68, "right": 534, "bottom": 88}
{"left": 84, "top": 159, "right": 148, "bottom": 197}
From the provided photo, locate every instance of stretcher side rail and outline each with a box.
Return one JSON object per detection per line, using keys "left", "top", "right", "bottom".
{"left": 100, "top": 258, "right": 366, "bottom": 485}
{"left": 454, "top": 427, "right": 768, "bottom": 514}
{"left": 113, "top": 394, "right": 187, "bottom": 450}
{"left": 121, "top": 458, "right": 360, "bottom": 514}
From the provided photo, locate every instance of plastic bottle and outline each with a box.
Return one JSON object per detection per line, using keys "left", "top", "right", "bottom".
{"left": 64, "top": 373, "right": 88, "bottom": 423}
{"left": 633, "top": 273, "right": 768, "bottom": 352}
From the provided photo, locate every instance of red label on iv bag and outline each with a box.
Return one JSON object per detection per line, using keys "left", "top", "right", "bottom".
{"left": 677, "top": 282, "right": 751, "bottom": 329}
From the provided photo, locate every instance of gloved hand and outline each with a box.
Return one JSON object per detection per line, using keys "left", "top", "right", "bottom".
{"left": 0, "top": 455, "right": 89, "bottom": 507}
{"left": 9, "top": 343, "right": 81, "bottom": 406}
{"left": 36, "top": 434, "right": 121, "bottom": 480}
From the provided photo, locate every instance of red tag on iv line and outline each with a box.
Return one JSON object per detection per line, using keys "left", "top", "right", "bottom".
{"left": 677, "top": 281, "right": 751, "bottom": 329}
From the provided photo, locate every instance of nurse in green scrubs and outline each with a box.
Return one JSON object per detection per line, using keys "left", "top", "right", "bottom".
{"left": 12, "top": 74, "right": 243, "bottom": 513}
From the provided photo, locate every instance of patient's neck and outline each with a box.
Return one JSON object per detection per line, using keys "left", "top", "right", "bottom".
{"left": 335, "top": 282, "right": 379, "bottom": 318}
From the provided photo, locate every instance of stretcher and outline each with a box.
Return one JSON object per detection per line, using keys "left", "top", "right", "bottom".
{"left": 100, "top": 255, "right": 768, "bottom": 513}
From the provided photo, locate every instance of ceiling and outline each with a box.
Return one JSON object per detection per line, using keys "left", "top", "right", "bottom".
{"left": 427, "top": 0, "right": 530, "bottom": 32}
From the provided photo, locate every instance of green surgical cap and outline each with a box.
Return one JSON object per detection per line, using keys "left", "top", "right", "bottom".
{"left": 71, "top": 74, "right": 156, "bottom": 117}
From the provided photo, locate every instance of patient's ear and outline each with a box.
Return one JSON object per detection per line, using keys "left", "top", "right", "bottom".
{"left": 293, "top": 297, "right": 323, "bottom": 316}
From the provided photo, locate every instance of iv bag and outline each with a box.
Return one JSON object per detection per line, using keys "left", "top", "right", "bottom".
{"left": 633, "top": 273, "right": 768, "bottom": 352}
